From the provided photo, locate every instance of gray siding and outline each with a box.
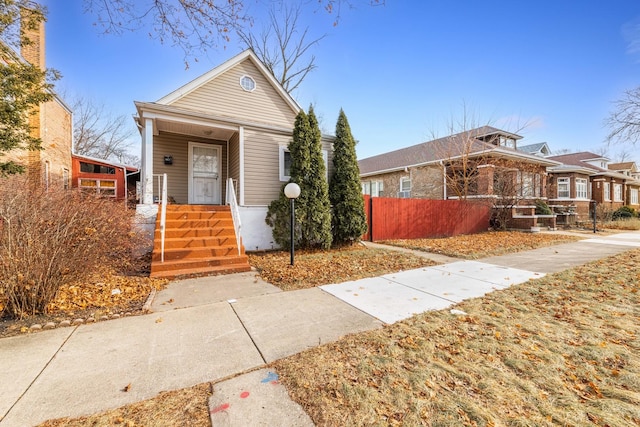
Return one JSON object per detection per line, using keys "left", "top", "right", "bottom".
{"left": 153, "top": 132, "right": 227, "bottom": 204}
{"left": 170, "top": 59, "right": 298, "bottom": 129}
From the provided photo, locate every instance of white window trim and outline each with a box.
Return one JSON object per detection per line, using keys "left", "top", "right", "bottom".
{"left": 279, "top": 146, "right": 329, "bottom": 182}
{"left": 613, "top": 183, "right": 623, "bottom": 202}
{"left": 575, "top": 178, "right": 588, "bottom": 200}
{"left": 239, "top": 75, "right": 256, "bottom": 92}
{"left": 557, "top": 177, "right": 570, "bottom": 199}
{"left": 604, "top": 182, "right": 611, "bottom": 201}
{"left": 631, "top": 188, "right": 639, "bottom": 205}
{"left": 78, "top": 178, "right": 118, "bottom": 197}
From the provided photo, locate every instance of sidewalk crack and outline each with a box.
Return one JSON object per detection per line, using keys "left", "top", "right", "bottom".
{"left": 228, "top": 302, "right": 267, "bottom": 365}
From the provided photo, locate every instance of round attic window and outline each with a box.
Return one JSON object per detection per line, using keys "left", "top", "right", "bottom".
{"left": 240, "top": 75, "right": 256, "bottom": 92}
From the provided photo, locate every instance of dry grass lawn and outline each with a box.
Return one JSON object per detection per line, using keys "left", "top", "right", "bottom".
{"left": 274, "top": 248, "right": 640, "bottom": 426}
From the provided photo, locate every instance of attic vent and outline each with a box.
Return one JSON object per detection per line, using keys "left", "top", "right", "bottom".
{"left": 240, "top": 75, "right": 256, "bottom": 92}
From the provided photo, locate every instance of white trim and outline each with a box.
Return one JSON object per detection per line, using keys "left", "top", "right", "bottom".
{"left": 279, "top": 146, "right": 291, "bottom": 182}
{"left": 142, "top": 118, "right": 154, "bottom": 204}
{"left": 188, "top": 142, "right": 222, "bottom": 204}
{"left": 239, "top": 126, "right": 245, "bottom": 206}
{"left": 613, "top": 183, "right": 623, "bottom": 202}
{"left": 557, "top": 177, "right": 570, "bottom": 199}
{"left": 239, "top": 75, "right": 256, "bottom": 92}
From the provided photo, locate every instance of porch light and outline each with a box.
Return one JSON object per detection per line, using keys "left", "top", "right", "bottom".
{"left": 284, "top": 182, "right": 301, "bottom": 266}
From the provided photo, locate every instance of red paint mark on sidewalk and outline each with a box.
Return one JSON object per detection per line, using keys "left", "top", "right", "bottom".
{"left": 240, "top": 391, "right": 250, "bottom": 399}
{"left": 210, "top": 403, "right": 230, "bottom": 414}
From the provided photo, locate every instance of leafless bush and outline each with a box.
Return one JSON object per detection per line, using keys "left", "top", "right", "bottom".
{"left": 0, "top": 175, "right": 141, "bottom": 319}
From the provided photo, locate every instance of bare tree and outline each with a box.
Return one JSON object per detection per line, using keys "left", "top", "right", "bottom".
{"left": 71, "top": 96, "right": 138, "bottom": 165}
{"left": 84, "top": 0, "right": 383, "bottom": 66}
{"left": 237, "top": 4, "right": 325, "bottom": 94}
{"left": 606, "top": 86, "right": 640, "bottom": 146}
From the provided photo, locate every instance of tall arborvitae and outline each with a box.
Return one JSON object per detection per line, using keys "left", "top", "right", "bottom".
{"left": 303, "top": 105, "right": 332, "bottom": 249}
{"left": 329, "top": 109, "right": 367, "bottom": 244}
{"left": 265, "top": 110, "right": 312, "bottom": 249}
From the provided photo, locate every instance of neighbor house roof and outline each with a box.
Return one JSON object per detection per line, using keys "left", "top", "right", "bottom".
{"left": 359, "top": 126, "right": 558, "bottom": 177}
{"left": 608, "top": 162, "right": 637, "bottom": 172}
{"left": 518, "top": 142, "right": 550, "bottom": 156}
{"left": 72, "top": 154, "right": 138, "bottom": 172}
{"left": 547, "top": 152, "right": 632, "bottom": 181}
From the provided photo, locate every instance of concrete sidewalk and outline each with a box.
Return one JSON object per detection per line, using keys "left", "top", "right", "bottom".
{"left": 0, "top": 231, "right": 638, "bottom": 426}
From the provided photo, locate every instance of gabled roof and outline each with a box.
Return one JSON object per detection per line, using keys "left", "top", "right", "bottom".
{"left": 518, "top": 142, "right": 550, "bottom": 156}
{"left": 608, "top": 162, "right": 637, "bottom": 172}
{"left": 156, "top": 49, "right": 301, "bottom": 114}
{"left": 547, "top": 152, "right": 631, "bottom": 180}
{"left": 359, "top": 127, "right": 556, "bottom": 176}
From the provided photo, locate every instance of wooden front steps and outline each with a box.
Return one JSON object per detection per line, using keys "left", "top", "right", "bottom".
{"left": 150, "top": 205, "right": 251, "bottom": 279}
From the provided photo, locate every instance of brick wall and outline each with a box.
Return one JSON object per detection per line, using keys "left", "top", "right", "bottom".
{"left": 363, "top": 165, "right": 444, "bottom": 199}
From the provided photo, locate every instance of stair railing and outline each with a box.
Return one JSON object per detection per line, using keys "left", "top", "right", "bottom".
{"left": 153, "top": 173, "right": 168, "bottom": 263}
{"left": 226, "top": 178, "right": 242, "bottom": 255}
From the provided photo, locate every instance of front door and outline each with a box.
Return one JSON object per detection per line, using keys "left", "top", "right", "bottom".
{"left": 188, "top": 142, "right": 221, "bottom": 204}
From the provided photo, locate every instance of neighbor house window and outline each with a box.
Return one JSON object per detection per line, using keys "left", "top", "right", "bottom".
{"left": 557, "top": 177, "right": 570, "bottom": 198}
{"left": 576, "top": 178, "right": 588, "bottom": 199}
{"left": 604, "top": 182, "right": 611, "bottom": 201}
{"left": 518, "top": 172, "right": 540, "bottom": 198}
{"left": 80, "top": 161, "right": 115, "bottom": 174}
{"left": 240, "top": 75, "right": 256, "bottom": 92}
{"left": 79, "top": 178, "right": 117, "bottom": 197}
{"left": 631, "top": 188, "right": 639, "bottom": 205}
{"left": 614, "top": 183, "right": 623, "bottom": 202}
{"left": 279, "top": 146, "right": 328, "bottom": 182}
{"left": 399, "top": 176, "right": 411, "bottom": 198}
{"left": 362, "top": 180, "right": 384, "bottom": 197}
{"left": 62, "top": 168, "right": 69, "bottom": 190}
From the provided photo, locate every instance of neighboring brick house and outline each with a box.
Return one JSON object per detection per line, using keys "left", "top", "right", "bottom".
{"left": 1, "top": 10, "right": 72, "bottom": 190}
{"left": 546, "top": 152, "right": 640, "bottom": 221}
{"left": 359, "top": 126, "right": 561, "bottom": 230}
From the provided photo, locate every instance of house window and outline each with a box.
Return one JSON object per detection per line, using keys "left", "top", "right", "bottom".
{"left": 614, "top": 183, "right": 623, "bottom": 202}
{"left": 557, "top": 177, "right": 570, "bottom": 198}
{"left": 79, "top": 178, "right": 117, "bottom": 197}
{"left": 631, "top": 188, "right": 639, "bottom": 205}
{"left": 399, "top": 176, "right": 411, "bottom": 198}
{"left": 80, "top": 161, "right": 115, "bottom": 174}
{"left": 240, "top": 75, "right": 256, "bottom": 92}
{"left": 44, "top": 160, "right": 50, "bottom": 190}
{"left": 518, "top": 172, "right": 540, "bottom": 198}
{"left": 362, "top": 180, "right": 384, "bottom": 197}
{"left": 62, "top": 168, "right": 69, "bottom": 190}
{"left": 279, "top": 146, "right": 328, "bottom": 182}
{"left": 604, "top": 182, "right": 611, "bottom": 201}
{"left": 576, "top": 178, "right": 588, "bottom": 199}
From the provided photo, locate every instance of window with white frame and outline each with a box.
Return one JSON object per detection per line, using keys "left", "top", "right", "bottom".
{"left": 518, "top": 172, "right": 541, "bottom": 198}
{"left": 604, "top": 182, "right": 611, "bottom": 201}
{"left": 399, "top": 176, "right": 411, "bottom": 197}
{"left": 62, "top": 168, "right": 69, "bottom": 190}
{"left": 557, "top": 177, "right": 570, "bottom": 198}
{"left": 362, "top": 180, "right": 384, "bottom": 197}
{"left": 631, "top": 188, "right": 639, "bottom": 205}
{"left": 575, "top": 178, "right": 588, "bottom": 199}
{"left": 614, "top": 183, "right": 623, "bottom": 202}
{"left": 279, "top": 146, "right": 328, "bottom": 181}
{"left": 79, "top": 178, "right": 117, "bottom": 197}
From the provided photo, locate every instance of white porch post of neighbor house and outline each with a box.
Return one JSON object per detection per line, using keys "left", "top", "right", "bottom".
{"left": 142, "top": 118, "right": 154, "bottom": 205}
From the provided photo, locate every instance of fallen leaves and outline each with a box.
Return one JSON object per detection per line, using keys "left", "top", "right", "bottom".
{"left": 248, "top": 245, "right": 436, "bottom": 291}
{"left": 380, "top": 231, "right": 581, "bottom": 259}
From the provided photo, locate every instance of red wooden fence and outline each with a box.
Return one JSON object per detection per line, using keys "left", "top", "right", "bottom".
{"left": 363, "top": 196, "right": 491, "bottom": 241}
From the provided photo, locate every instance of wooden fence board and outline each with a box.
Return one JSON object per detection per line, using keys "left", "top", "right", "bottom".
{"left": 363, "top": 196, "right": 490, "bottom": 241}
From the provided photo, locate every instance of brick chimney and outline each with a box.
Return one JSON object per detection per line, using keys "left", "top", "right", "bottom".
{"left": 20, "top": 7, "right": 45, "bottom": 69}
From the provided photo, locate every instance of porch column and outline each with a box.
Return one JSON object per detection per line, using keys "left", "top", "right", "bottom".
{"left": 142, "top": 118, "right": 154, "bottom": 205}
{"left": 477, "top": 164, "right": 495, "bottom": 195}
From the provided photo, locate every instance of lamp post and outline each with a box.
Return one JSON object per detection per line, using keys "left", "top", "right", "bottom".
{"left": 284, "top": 182, "right": 301, "bottom": 265}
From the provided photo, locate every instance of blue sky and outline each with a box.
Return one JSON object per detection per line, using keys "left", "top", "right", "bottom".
{"left": 43, "top": 1, "right": 640, "bottom": 162}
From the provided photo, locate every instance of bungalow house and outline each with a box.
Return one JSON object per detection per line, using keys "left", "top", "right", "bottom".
{"left": 134, "top": 49, "right": 334, "bottom": 277}
{"left": 546, "top": 152, "right": 640, "bottom": 222}
{"left": 71, "top": 154, "right": 138, "bottom": 202}
{"left": 359, "top": 126, "right": 561, "bottom": 230}
{"left": 1, "top": 13, "right": 72, "bottom": 190}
